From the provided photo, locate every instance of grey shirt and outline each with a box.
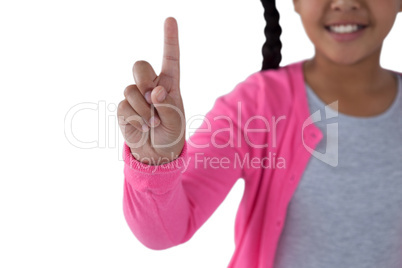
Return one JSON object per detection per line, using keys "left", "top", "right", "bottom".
{"left": 273, "top": 74, "right": 402, "bottom": 268}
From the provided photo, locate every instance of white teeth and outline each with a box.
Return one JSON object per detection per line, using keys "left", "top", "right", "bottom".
{"left": 329, "top": 24, "right": 360, "bottom": 34}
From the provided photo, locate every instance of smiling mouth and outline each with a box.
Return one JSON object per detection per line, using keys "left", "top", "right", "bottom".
{"left": 324, "top": 24, "right": 368, "bottom": 34}
{"left": 323, "top": 24, "right": 368, "bottom": 42}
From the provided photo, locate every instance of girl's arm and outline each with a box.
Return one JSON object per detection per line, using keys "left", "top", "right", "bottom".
{"left": 122, "top": 81, "right": 253, "bottom": 249}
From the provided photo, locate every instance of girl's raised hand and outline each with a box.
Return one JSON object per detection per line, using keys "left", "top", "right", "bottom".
{"left": 118, "top": 17, "right": 186, "bottom": 165}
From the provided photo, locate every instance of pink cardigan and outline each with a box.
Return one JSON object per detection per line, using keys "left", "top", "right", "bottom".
{"left": 122, "top": 59, "right": 324, "bottom": 268}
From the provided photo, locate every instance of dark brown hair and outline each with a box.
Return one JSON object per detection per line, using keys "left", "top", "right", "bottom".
{"left": 261, "top": 0, "right": 282, "bottom": 70}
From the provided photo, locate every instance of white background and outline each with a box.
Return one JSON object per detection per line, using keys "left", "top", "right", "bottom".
{"left": 0, "top": 0, "right": 401, "bottom": 267}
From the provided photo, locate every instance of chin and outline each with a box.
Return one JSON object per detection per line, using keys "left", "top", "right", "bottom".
{"left": 326, "top": 53, "right": 366, "bottom": 66}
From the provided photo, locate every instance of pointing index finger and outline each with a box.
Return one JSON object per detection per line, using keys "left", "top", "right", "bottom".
{"left": 161, "top": 17, "right": 180, "bottom": 89}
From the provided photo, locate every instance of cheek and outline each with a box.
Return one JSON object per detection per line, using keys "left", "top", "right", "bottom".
{"left": 301, "top": 17, "right": 324, "bottom": 42}
{"left": 371, "top": 3, "right": 399, "bottom": 32}
{"left": 372, "top": 14, "right": 397, "bottom": 42}
{"left": 300, "top": 7, "right": 325, "bottom": 36}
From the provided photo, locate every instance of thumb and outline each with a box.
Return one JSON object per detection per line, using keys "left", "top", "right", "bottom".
{"left": 151, "top": 86, "right": 185, "bottom": 130}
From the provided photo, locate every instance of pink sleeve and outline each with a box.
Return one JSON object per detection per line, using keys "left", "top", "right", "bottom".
{"left": 122, "top": 79, "right": 257, "bottom": 250}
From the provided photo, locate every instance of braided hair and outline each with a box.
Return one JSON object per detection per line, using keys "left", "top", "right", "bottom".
{"left": 261, "top": 0, "right": 282, "bottom": 70}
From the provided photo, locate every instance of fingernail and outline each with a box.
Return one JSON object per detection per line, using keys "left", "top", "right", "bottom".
{"left": 142, "top": 124, "right": 149, "bottom": 132}
{"left": 149, "top": 116, "right": 160, "bottom": 127}
{"left": 144, "top": 91, "right": 152, "bottom": 104}
{"left": 157, "top": 87, "right": 167, "bottom": 102}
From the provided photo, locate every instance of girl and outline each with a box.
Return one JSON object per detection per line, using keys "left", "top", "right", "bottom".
{"left": 117, "top": 0, "right": 402, "bottom": 267}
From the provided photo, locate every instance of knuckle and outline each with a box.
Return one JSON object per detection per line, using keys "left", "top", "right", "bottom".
{"left": 117, "top": 99, "right": 129, "bottom": 113}
{"left": 118, "top": 116, "right": 127, "bottom": 126}
{"left": 133, "top": 60, "right": 150, "bottom": 71}
{"left": 163, "top": 55, "right": 179, "bottom": 62}
{"left": 124, "top": 88, "right": 152, "bottom": 120}
{"left": 136, "top": 80, "right": 154, "bottom": 91}
{"left": 117, "top": 101, "right": 131, "bottom": 124}
{"left": 126, "top": 89, "right": 143, "bottom": 107}
{"left": 124, "top": 84, "right": 136, "bottom": 98}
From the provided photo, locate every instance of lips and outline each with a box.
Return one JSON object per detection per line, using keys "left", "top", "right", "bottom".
{"left": 323, "top": 20, "right": 369, "bottom": 41}
{"left": 325, "top": 25, "right": 367, "bottom": 42}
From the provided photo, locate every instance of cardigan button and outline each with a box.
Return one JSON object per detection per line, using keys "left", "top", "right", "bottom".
{"left": 276, "top": 219, "right": 282, "bottom": 227}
